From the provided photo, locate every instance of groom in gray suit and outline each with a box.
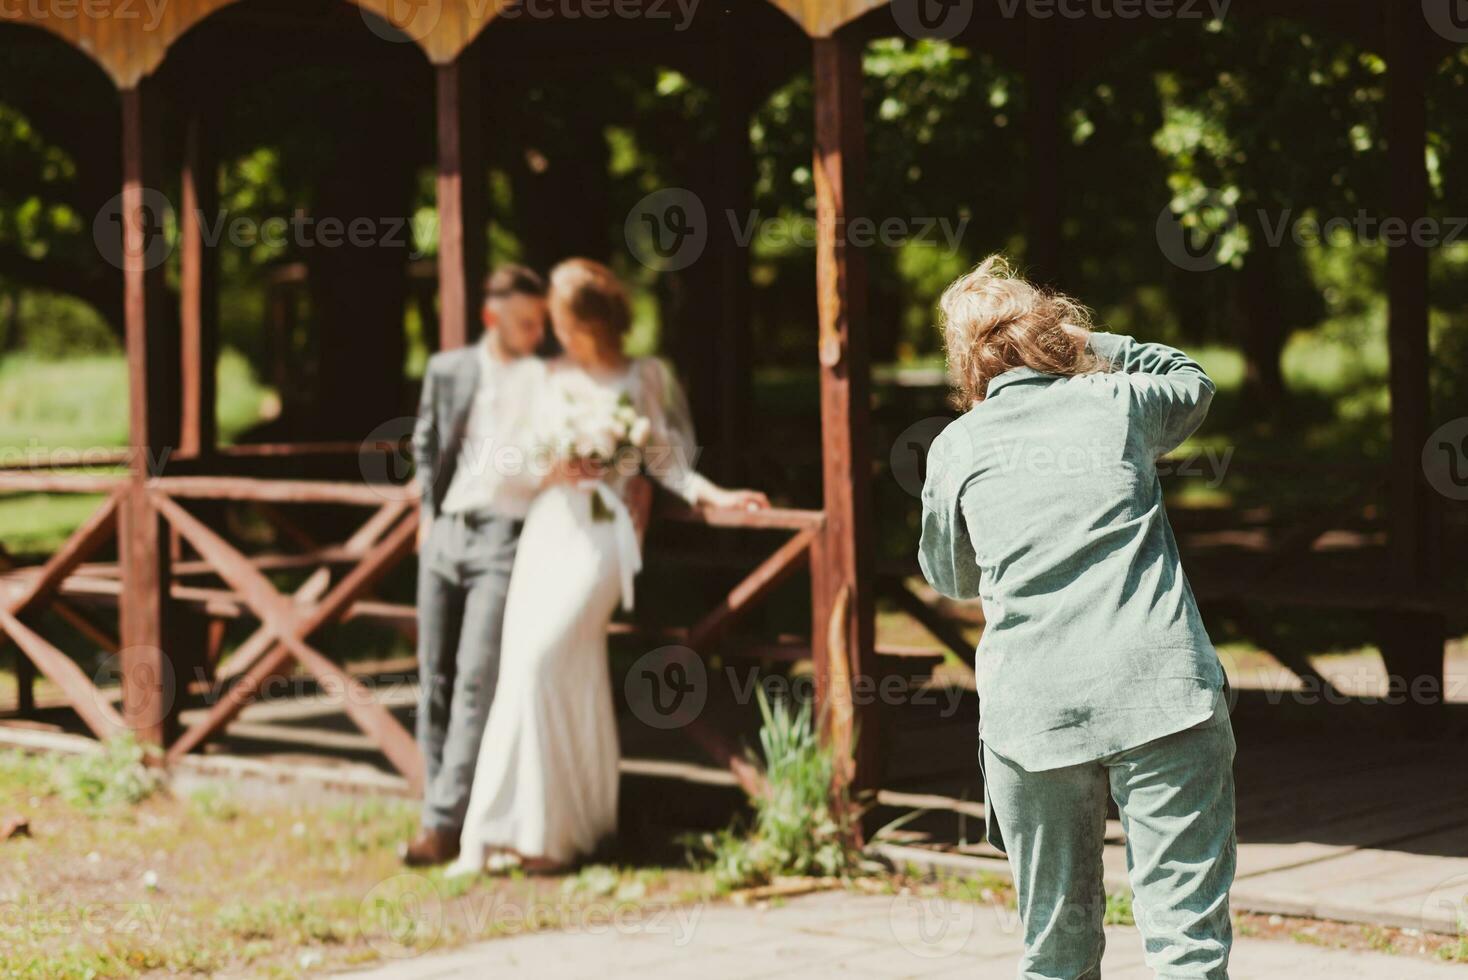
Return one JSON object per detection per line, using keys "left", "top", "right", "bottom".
{"left": 403, "top": 264, "right": 548, "bottom": 866}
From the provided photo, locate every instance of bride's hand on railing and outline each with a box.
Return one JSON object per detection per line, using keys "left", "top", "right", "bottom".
{"left": 702, "top": 486, "right": 771, "bottom": 512}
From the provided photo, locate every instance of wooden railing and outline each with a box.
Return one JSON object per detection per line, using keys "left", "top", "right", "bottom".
{"left": 0, "top": 471, "right": 829, "bottom": 797}
{"left": 0, "top": 478, "right": 129, "bottom": 740}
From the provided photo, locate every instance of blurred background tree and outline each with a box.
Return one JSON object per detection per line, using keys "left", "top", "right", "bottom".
{"left": 0, "top": 14, "right": 1465, "bottom": 539}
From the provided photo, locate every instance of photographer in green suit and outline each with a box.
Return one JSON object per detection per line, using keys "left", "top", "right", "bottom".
{"left": 920, "top": 256, "right": 1236, "bottom": 979}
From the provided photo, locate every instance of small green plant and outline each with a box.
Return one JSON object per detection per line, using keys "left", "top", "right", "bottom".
{"left": 1362, "top": 926, "right": 1396, "bottom": 954}
{"left": 696, "top": 686, "right": 861, "bottom": 890}
{"left": 1104, "top": 889, "right": 1134, "bottom": 926}
{"left": 1437, "top": 936, "right": 1468, "bottom": 963}
{"left": 51, "top": 736, "right": 164, "bottom": 812}
{"left": 188, "top": 784, "right": 242, "bottom": 822}
{"left": 0, "top": 749, "right": 48, "bottom": 795}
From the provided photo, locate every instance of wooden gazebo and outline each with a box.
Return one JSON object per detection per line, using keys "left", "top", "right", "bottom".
{"left": 0, "top": 0, "right": 1453, "bottom": 798}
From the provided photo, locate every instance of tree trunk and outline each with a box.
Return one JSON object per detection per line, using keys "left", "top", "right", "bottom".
{"left": 1238, "top": 244, "right": 1288, "bottom": 411}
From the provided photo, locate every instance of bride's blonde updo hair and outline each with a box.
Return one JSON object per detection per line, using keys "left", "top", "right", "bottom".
{"left": 939, "top": 254, "right": 1107, "bottom": 406}
{"left": 549, "top": 258, "right": 631, "bottom": 346}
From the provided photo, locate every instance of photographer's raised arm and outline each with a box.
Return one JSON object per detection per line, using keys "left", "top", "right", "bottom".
{"left": 1086, "top": 332, "right": 1216, "bottom": 456}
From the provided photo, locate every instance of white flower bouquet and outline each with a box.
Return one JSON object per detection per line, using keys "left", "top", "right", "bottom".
{"left": 539, "top": 374, "right": 652, "bottom": 519}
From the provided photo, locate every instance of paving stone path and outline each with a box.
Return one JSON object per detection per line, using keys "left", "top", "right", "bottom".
{"left": 345, "top": 890, "right": 1465, "bottom": 979}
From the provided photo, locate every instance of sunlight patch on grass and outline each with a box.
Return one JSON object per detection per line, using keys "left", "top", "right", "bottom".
{"left": 0, "top": 348, "right": 271, "bottom": 554}
{"left": 0, "top": 348, "right": 269, "bottom": 454}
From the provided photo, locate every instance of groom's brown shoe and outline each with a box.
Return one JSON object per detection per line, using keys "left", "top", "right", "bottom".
{"left": 401, "top": 826, "right": 460, "bottom": 867}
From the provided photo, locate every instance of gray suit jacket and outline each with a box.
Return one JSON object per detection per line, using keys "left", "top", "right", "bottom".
{"left": 412, "top": 347, "right": 482, "bottom": 522}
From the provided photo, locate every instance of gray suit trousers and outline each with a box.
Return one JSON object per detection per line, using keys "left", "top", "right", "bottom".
{"left": 417, "top": 512, "right": 522, "bottom": 830}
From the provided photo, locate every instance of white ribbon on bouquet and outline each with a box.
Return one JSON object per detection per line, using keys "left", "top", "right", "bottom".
{"left": 579, "top": 480, "right": 643, "bottom": 611}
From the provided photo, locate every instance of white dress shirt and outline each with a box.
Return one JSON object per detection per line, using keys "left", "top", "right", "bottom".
{"left": 439, "top": 344, "right": 545, "bottom": 520}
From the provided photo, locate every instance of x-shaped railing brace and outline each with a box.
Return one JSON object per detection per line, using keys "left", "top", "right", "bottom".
{"left": 0, "top": 491, "right": 129, "bottom": 740}
{"left": 156, "top": 492, "right": 423, "bottom": 792}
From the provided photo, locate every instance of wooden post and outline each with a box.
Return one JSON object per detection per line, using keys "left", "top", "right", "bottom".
{"left": 1385, "top": 9, "right": 1442, "bottom": 686}
{"left": 179, "top": 108, "right": 219, "bottom": 460}
{"left": 435, "top": 47, "right": 485, "bottom": 353}
{"left": 1024, "top": 16, "right": 1062, "bottom": 284}
{"left": 15, "top": 654, "right": 35, "bottom": 715}
{"left": 713, "top": 16, "right": 753, "bottom": 483}
{"left": 1381, "top": 6, "right": 1444, "bottom": 709}
{"left": 119, "top": 82, "right": 177, "bottom": 747}
{"left": 267, "top": 284, "right": 296, "bottom": 414}
{"left": 812, "top": 32, "right": 880, "bottom": 795}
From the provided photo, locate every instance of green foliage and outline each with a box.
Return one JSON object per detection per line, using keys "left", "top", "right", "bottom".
{"left": 0, "top": 748, "right": 47, "bottom": 795}
{"left": 50, "top": 736, "right": 164, "bottom": 812}
{"left": 696, "top": 687, "right": 860, "bottom": 890}
{"left": 559, "top": 865, "right": 658, "bottom": 903}
{"left": 1104, "top": 889, "right": 1135, "bottom": 926}
{"left": 1438, "top": 936, "right": 1468, "bottom": 963}
{"left": 0, "top": 291, "right": 115, "bottom": 357}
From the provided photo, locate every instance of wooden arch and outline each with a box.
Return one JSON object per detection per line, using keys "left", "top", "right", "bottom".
{"left": 1, "top": 0, "right": 893, "bottom": 90}
{"left": 0, "top": 0, "right": 503, "bottom": 89}
{"left": 764, "top": 0, "right": 892, "bottom": 37}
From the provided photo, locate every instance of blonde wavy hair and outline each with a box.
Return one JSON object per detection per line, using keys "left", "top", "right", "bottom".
{"left": 939, "top": 255, "right": 1108, "bottom": 406}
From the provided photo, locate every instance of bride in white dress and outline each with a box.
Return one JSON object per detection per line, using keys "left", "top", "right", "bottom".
{"left": 449, "top": 259, "right": 769, "bottom": 875}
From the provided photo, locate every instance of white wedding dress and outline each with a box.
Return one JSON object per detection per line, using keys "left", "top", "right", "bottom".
{"left": 449, "top": 357, "right": 715, "bottom": 870}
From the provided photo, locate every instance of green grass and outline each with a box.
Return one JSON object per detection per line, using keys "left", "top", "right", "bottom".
{"left": 0, "top": 491, "right": 110, "bottom": 555}
{"left": 0, "top": 348, "right": 271, "bottom": 555}
{"left": 0, "top": 347, "right": 269, "bottom": 453}
{"left": 0, "top": 749, "right": 712, "bottom": 978}
{"left": 48, "top": 735, "right": 165, "bottom": 812}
